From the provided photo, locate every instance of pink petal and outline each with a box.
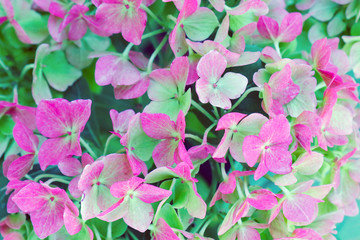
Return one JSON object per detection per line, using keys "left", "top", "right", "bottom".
{"left": 293, "top": 152, "right": 323, "bottom": 175}
{"left": 213, "top": 129, "right": 232, "bottom": 158}
{"left": 257, "top": 16, "right": 279, "bottom": 40}
{"left": 311, "top": 38, "right": 331, "bottom": 70}
{"left": 110, "top": 177, "right": 145, "bottom": 198}
{"left": 58, "top": 157, "right": 82, "bottom": 176}
{"left": 12, "top": 121, "right": 38, "bottom": 153}
{"left": 141, "top": 113, "right": 177, "bottom": 139}
{"left": 216, "top": 112, "right": 247, "bottom": 130}
{"left": 152, "top": 139, "right": 178, "bottom": 167}
{"left": 36, "top": 99, "right": 70, "bottom": 137}
{"left": 100, "top": 153, "right": 134, "bottom": 185}
{"left": 114, "top": 76, "right": 150, "bottom": 99}
{"left": 38, "top": 137, "right": 76, "bottom": 171}
{"left": 69, "top": 176, "right": 82, "bottom": 198}
{"left": 259, "top": 114, "right": 290, "bottom": 145}
{"left": 293, "top": 124, "right": 312, "bottom": 153}
{"left": 78, "top": 161, "right": 104, "bottom": 192}
{"left": 97, "top": 198, "right": 128, "bottom": 222}
{"left": 30, "top": 202, "right": 65, "bottom": 239}
{"left": 254, "top": 159, "right": 269, "bottom": 181}
{"left": 242, "top": 135, "right": 263, "bottom": 167}
{"left": 291, "top": 228, "right": 322, "bottom": 240}
{"left": 12, "top": 182, "right": 49, "bottom": 213}
{"left": 283, "top": 194, "right": 318, "bottom": 224}
{"left": 110, "top": 109, "right": 135, "bottom": 137}
{"left": 278, "top": 13, "right": 303, "bottom": 42}
{"left": 153, "top": 218, "right": 180, "bottom": 240}
{"left": 264, "top": 146, "right": 292, "bottom": 174}
{"left": 136, "top": 183, "right": 172, "bottom": 203}
{"left": 68, "top": 18, "right": 88, "bottom": 41}
{"left": 63, "top": 205, "right": 82, "bottom": 235}
{"left": 169, "top": 24, "right": 188, "bottom": 56}
{"left": 170, "top": 57, "right": 189, "bottom": 87}
{"left": 7, "top": 154, "right": 34, "bottom": 181}
{"left": 3, "top": 155, "right": 19, "bottom": 178}
{"left": 247, "top": 189, "right": 278, "bottom": 210}
{"left": 95, "top": 55, "right": 141, "bottom": 86}
{"left": 197, "top": 50, "right": 226, "bottom": 80}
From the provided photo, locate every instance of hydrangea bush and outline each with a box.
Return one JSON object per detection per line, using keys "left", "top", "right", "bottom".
{"left": 0, "top": 0, "right": 360, "bottom": 239}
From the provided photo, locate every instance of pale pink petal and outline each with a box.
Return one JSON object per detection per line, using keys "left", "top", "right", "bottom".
{"left": 254, "top": 159, "right": 268, "bottom": 181}
{"left": 169, "top": 24, "right": 188, "bottom": 56}
{"left": 293, "top": 152, "right": 323, "bottom": 175}
{"left": 311, "top": 38, "right": 331, "bottom": 69}
{"left": 69, "top": 176, "right": 82, "bottom": 198}
{"left": 264, "top": 146, "right": 292, "bottom": 174}
{"left": 95, "top": 55, "right": 141, "bottom": 86}
{"left": 293, "top": 124, "right": 312, "bottom": 153}
{"left": 283, "top": 194, "right": 318, "bottom": 224}
{"left": 97, "top": 198, "right": 128, "bottom": 222}
{"left": 121, "top": 8, "right": 147, "bottom": 45}
{"left": 197, "top": 50, "right": 226, "bottom": 80}
{"left": 217, "top": 72, "right": 248, "bottom": 99}
{"left": 170, "top": 57, "right": 189, "bottom": 87}
{"left": 124, "top": 197, "right": 153, "bottom": 232}
{"left": 110, "top": 177, "right": 145, "bottom": 198}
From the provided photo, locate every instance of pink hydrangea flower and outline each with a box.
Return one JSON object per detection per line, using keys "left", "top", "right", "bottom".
{"left": 109, "top": 109, "right": 135, "bottom": 138}
{"left": 77, "top": 154, "right": 133, "bottom": 220}
{"left": 36, "top": 98, "right": 92, "bottom": 170}
{"left": 141, "top": 111, "right": 192, "bottom": 168}
{"left": 242, "top": 114, "right": 293, "bottom": 180}
{"left": 59, "top": 4, "right": 111, "bottom": 41}
{"left": 58, "top": 153, "right": 94, "bottom": 198}
{"left": 195, "top": 50, "right": 248, "bottom": 109}
{"left": 97, "top": 176, "right": 172, "bottom": 232}
{"left": 3, "top": 121, "right": 38, "bottom": 180}
{"left": 95, "top": 0, "right": 147, "bottom": 45}
{"left": 257, "top": 12, "right": 303, "bottom": 43}
{"left": 144, "top": 57, "right": 191, "bottom": 120}
{"left": 12, "top": 182, "right": 80, "bottom": 238}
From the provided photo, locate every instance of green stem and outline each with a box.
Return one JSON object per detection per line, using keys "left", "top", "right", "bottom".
{"left": 80, "top": 137, "right": 97, "bottom": 159}
{"left": 45, "top": 178, "right": 70, "bottom": 185}
{"left": 236, "top": 180, "right": 245, "bottom": 199}
{"left": 92, "top": 224, "right": 102, "bottom": 240}
{"left": 122, "top": 43, "right": 134, "bottom": 59}
{"left": 127, "top": 230, "right": 138, "bottom": 240}
{"left": 243, "top": 176, "right": 250, "bottom": 196}
{"left": 191, "top": 100, "right": 216, "bottom": 122}
{"left": 147, "top": 34, "right": 169, "bottom": 73}
{"left": 141, "top": 4, "right": 167, "bottom": 28}
{"left": 103, "top": 134, "right": 116, "bottom": 156}
{"left": 274, "top": 41, "right": 282, "bottom": 58}
{"left": 202, "top": 122, "right": 217, "bottom": 143}
{"left": 0, "top": 57, "right": 13, "bottom": 78}
{"left": 227, "top": 87, "right": 261, "bottom": 112}
{"left": 199, "top": 216, "right": 214, "bottom": 235}
{"left": 221, "top": 163, "right": 227, "bottom": 179}
{"left": 20, "top": 64, "right": 34, "bottom": 79}
{"left": 315, "top": 81, "right": 326, "bottom": 91}
{"left": 106, "top": 222, "right": 112, "bottom": 240}
{"left": 142, "top": 28, "right": 166, "bottom": 40}
{"left": 153, "top": 178, "right": 176, "bottom": 225}
{"left": 213, "top": 106, "right": 220, "bottom": 119}
{"left": 34, "top": 174, "right": 71, "bottom": 182}
{"left": 228, "top": 155, "right": 236, "bottom": 171}
{"left": 185, "top": 133, "right": 203, "bottom": 143}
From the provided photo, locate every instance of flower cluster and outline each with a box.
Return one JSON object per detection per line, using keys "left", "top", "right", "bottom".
{"left": 0, "top": 0, "right": 360, "bottom": 239}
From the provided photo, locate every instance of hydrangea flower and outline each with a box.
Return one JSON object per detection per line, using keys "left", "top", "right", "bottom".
{"left": 36, "top": 98, "right": 92, "bottom": 170}
{"left": 243, "top": 114, "right": 293, "bottom": 180}
{"left": 195, "top": 50, "right": 248, "bottom": 109}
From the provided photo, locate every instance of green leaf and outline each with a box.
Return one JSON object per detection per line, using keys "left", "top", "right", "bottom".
{"left": 158, "top": 203, "right": 184, "bottom": 229}
{"left": 310, "top": 0, "right": 338, "bottom": 22}
{"left": 0, "top": 115, "right": 15, "bottom": 135}
{"left": 327, "top": 12, "right": 346, "bottom": 37}
{"left": 351, "top": 21, "right": 360, "bottom": 36}
{"left": 43, "top": 51, "right": 82, "bottom": 92}
{"left": 182, "top": 9, "right": 219, "bottom": 41}
{"left": 229, "top": 11, "right": 257, "bottom": 32}
{"left": 308, "top": 22, "right": 327, "bottom": 43}
{"left": 173, "top": 180, "right": 189, "bottom": 208}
